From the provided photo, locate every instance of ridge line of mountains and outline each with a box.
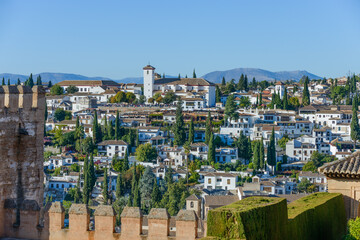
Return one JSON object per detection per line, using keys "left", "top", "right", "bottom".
{"left": 0, "top": 68, "right": 322, "bottom": 85}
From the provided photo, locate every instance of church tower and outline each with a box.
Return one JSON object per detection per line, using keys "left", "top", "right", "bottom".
{"left": 143, "top": 65, "right": 155, "bottom": 101}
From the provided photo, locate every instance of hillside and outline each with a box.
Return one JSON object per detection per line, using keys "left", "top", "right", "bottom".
{"left": 202, "top": 68, "right": 322, "bottom": 84}
{"left": 0, "top": 68, "right": 322, "bottom": 85}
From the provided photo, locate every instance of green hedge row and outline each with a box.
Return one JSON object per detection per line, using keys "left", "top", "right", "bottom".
{"left": 206, "top": 193, "right": 346, "bottom": 240}
{"left": 207, "top": 197, "right": 287, "bottom": 240}
{"left": 287, "top": 192, "right": 346, "bottom": 240}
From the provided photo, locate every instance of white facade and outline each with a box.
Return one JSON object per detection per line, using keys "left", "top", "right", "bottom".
{"left": 98, "top": 140, "right": 129, "bottom": 157}
{"left": 203, "top": 173, "right": 237, "bottom": 190}
{"left": 143, "top": 65, "right": 155, "bottom": 101}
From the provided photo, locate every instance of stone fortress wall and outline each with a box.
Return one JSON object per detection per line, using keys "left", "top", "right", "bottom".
{"left": 0, "top": 86, "right": 45, "bottom": 238}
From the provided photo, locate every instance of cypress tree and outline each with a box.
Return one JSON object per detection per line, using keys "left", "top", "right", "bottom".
{"left": 92, "top": 110, "right": 102, "bottom": 143}
{"left": 252, "top": 141, "right": 260, "bottom": 170}
{"left": 83, "top": 156, "right": 90, "bottom": 204}
{"left": 283, "top": 87, "right": 289, "bottom": 110}
{"left": 259, "top": 93, "right": 263, "bottom": 106}
{"left": 207, "top": 133, "right": 215, "bottom": 164}
{"left": 48, "top": 81, "right": 52, "bottom": 88}
{"left": 188, "top": 117, "right": 194, "bottom": 144}
{"left": 267, "top": 128, "right": 277, "bottom": 169}
{"left": 193, "top": 69, "right": 197, "bottom": 78}
{"left": 74, "top": 176, "right": 81, "bottom": 203}
{"left": 115, "top": 111, "right": 120, "bottom": 140}
{"left": 173, "top": 101, "right": 186, "bottom": 146}
{"left": 133, "top": 183, "right": 141, "bottom": 207}
{"left": 89, "top": 154, "right": 96, "bottom": 192}
{"left": 27, "top": 74, "right": 34, "bottom": 88}
{"left": 7, "top": 79, "right": 10, "bottom": 85}
{"left": 151, "top": 181, "right": 161, "bottom": 208}
{"left": 353, "top": 94, "right": 359, "bottom": 112}
{"left": 178, "top": 73, "right": 181, "bottom": 79}
{"left": 302, "top": 76, "right": 310, "bottom": 106}
{"left": 244, "top": 75, "right": 248, "bottom": 91}
{"left": 116, "top": 174, "right": 123, "bottom": 199}
{"left": 351, "top": 108, "right": 360, "bottom": 150}
{"left": 17, "top": 78, "right": 21, "bottom": 85}
{"left": 123, "top": 151, "right": 129, "bottom": 172}
{"left": 36, "top": 75, "right": 42, "bottom": 85}
{"left": 221, "top": 77, "right": 226, "bottom": 86}
{"left": 1, "top": 78, "right": 4, "bottom": 85}
{"left": 106, "top": 118, "right": 113, "bottom": 139}
{"left": 215, "top": 85, "right": 221, "bottom": 103}
{"left": 238, "top": 74, "right": 244, "bottom": 90}
{"left": 204, "top": 111, "right": 212, "bottom": 144}
{"left": 131, "top": 163, "right": 137, "bottom": 197}
{"left": 259, "top": 137, "right": 265, "bottom": 169}
{"left": 102, "top": 116, "right": 108, "bottom": 140}
{"left": 102, "top": 168, "right": 109, "bottom": 204}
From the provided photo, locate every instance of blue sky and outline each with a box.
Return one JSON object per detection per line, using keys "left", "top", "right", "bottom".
{"left": 0, "top": 0, "right": 359, "bottom": 79}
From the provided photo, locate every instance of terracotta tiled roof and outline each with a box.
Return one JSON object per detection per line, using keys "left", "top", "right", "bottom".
{"left": 319, "top": 152, "right": 360, "bottom": 178}
{"left": 98, "top": 140, "right": 128, "bottom": 146}
{"left": 57, "top": 80, "right": 119, "bottom": 86}
{"left": 154, "top": 78, "right": 215, "bottom": 86}
{"left": 204, "top": 195, "right": 239, "bottom": 207}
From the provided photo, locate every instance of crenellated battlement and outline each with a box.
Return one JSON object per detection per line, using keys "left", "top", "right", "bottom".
{"left": 0, "top": 85, "right": 45, "bottom": 238}
{"left": 0, "top": 85, "right": 45, "bottom": 111}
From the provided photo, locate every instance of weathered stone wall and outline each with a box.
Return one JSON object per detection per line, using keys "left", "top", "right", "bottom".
{"left": 0, "top": 86, "right": 45, "bottom": 238}
{"left": 47, "top": 204, "right": 199, "bottom": 240}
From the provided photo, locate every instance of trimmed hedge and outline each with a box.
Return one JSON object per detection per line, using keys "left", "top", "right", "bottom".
{"left": 206, "top": 193, "right": 346, "bottom": 240}
{"left": 287, "top": 192, "right": 346, "bottom": 240}
{"left": 207, "top": 197, "right": 287, "bottom": 240}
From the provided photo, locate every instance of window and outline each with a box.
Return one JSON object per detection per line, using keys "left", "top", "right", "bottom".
{"left": 216, "top": 178, "right": 222, "bottom": 182}
{"left": 227, "top": 179, "right": 230, "bottom": 185}
{"left": 190, "top": 201, "right": 194, "bottom": 208}
{"left": 208, "top": 178, "right": 211, "bottom": 184}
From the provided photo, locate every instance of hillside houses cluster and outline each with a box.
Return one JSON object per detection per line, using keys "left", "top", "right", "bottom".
{"left": 42, "top": 65, "right": 360, "bottom": 216}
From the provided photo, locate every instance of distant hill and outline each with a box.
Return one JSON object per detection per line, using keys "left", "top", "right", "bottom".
{"left": 201, "top": 68, "right": 322, "bottom": 84}
{"left": 0, "top": 72, "right": 112, "bottom": 85}
{"left": 0, "top": 69, "right": 322, "bottom": 85}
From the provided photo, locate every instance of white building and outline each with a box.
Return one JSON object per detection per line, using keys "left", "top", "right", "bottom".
{"left": 203, "top": 172, "right": 238, "bottom": 190}
{"left": 57, "top": 80, "right": 120, "bottom": 94}
{"left": 97, "top": 140, "right": 128, "bottom": 158}
{"left": 143, "top": 65, "right": 216, "bottom": 107}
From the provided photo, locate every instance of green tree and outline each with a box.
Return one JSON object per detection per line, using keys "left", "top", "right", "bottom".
{"left": 89, "top": 154, "right": 96, "bottom": 192}
{"left": 74, "top": 177, "right": 82, "bottom": 203}
{"left": 244, "top": 75, "right": 249, "bottom": 91}
{"left": 133, "top": 183, "right": 141, "bottom": 207}
{"left": 267, "top": 127, "right": 276, "bottom": 169}
{"left": 48, "top": 81, "right": 52, "bottom": 88}
{"left": 66, "top": 85, "right": 79, "bottom": 94}
{"left": 1, "top": 77, "right": 4, "bottom": 85}
{"left": 207, "top": 133, "right": 215, "bottom": 164}
{"left": 173, "top": 100, "right": 186, "bottom": 145}
{"left": 151, "top": 181, "right": 161, "bottom": 208}
{"left": 50, "top": 84, "right": 64, "bottom": 95}
{"left": 283, "top": 87, "right": 289, "bottom": 110}
{"left": 351, "top": 108, "right": 360, "bottom": 150}
{"left": 221, "top": 77, "right": 226, "bottom": 86}
{"left": 107, "top": 118, "right": 114, "bottom": 140}
{"left": 259, "top": 137, "right": 265, "bottom": 169}
{"left": 102, "top": 167, "right": 109, "bottom": 204}
{"left": 116, "top": 174, "right": 123, "bottom": 199}
{"left": 163, "top": 91, "right": 176, "bottom": 104}
{"left": 193, "top": 69, "right": 197, "bottom": 78}
{"left": 82, "top": 156, "right": 90, "bottom": 204}
{"left": 17, "top": 78, "right": 21, "bottom": 85}
{"left": 135, "top": 143, "right": 157, "bottom": 162}
{"left": 123, "top": 151, "right": 129, "bottom": 171}
{"left": 224, "top": 95, "right": 238, "bottom": 121}
{"left": 188, "top": 117, "right": 194, "bottom": 144}
{"left": 115, "top": 111, "right": 120, "bottom": 140}
{"left": 238, "top": 74, "right": 244, "bottom": 91}
{"left": 139, "top": 166, "right": 156, "bottom": 209}
{"left": 302, "top": 76, "right": 310, "bottom": 106}
{"left": 7, "top": 79, "right": 10, "bottom": 85}
{"left": 36, "top": 75, "right": 42, "bottom": 85}
{"left": 92, "top": 110, "right": 102, "bottom": 144}
{"left": 252, "top": 141, "right": 260, "bottom": 170}
{"left": 236, "top": 131, "right": 251, "bottom": 163}
{"left": 353, "top": 95, "right": 359, "bottom": 112}
{"left": 25, "top": 73, "right": 34, "bottom": 88}
{"left": 54, "top": 108, "right": 71, "bottom": 122}
{"left": 205, "top": 111, "right": 212, "bottom": 144}
{"left": 215, "top": 85, "right": 221, "bottom": 103}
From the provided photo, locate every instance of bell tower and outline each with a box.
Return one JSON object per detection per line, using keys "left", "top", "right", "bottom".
{"left": 143, "top": 65, "right": 155, "bottom": 102}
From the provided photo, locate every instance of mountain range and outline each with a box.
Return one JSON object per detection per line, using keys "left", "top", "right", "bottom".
{"left": 0, "top": 68, "right": 322, "bottom": 85}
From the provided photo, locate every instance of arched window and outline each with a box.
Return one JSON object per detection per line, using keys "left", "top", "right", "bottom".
{"left": 190, "top": 201, "right": 194, "bottom": 208}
